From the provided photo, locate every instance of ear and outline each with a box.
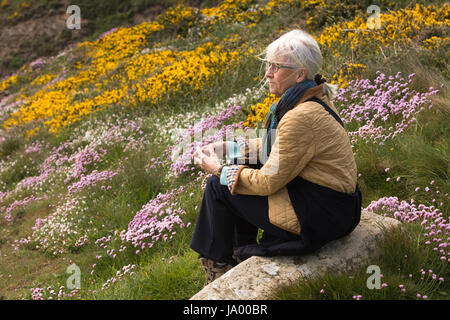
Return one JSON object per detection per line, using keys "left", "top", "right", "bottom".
{"left": 295, "top": 68, "right": 306, "bottom": 83}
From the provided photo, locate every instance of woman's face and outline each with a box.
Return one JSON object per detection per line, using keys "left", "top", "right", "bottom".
{"left": 265, "top": 55, "right": 306, "bottom": 97}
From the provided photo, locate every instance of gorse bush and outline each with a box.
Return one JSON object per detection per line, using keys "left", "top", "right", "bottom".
{"left": 0, "top": 0, "right": 448, "bottom": 300}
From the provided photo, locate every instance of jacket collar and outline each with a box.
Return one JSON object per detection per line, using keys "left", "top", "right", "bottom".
{"left": 295, "top": 84, "right": 341, "bottom": 116}
{"left": 295, "top": 84, "right": 324, "bottom": 105}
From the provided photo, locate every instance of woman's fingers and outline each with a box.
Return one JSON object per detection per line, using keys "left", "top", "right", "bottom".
{"left": 199, "top": 142, "right": 225, "bottom": 159}
{"left": 193, "top": 147, "right": 205, "bottom": 166}
{"left": 201, "top": 145, "right": 211, "bottom": 156}
{"left": 193, "top": 144, "right": 222, "bottom": 174}
{"left": 209, "top": 144, "right": 220, "bottom": 160}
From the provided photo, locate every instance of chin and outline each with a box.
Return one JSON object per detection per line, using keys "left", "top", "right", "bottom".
{"left": 272, "top": 91, "right": 282, "bottom": 97}
{"left": 269, "top": 87, "right": 280, "bottom": 97}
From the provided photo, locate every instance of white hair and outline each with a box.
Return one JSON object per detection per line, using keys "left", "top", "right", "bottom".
{"left": 262, "top": 29, "right": 338, "bottom": 100}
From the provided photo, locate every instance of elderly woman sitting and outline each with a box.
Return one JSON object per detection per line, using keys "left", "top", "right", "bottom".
{"left": 192, "top": 29, "right": 361, "bottom": 285}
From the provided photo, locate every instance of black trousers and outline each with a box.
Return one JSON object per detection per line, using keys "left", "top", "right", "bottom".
{"left": 190, "top": 175, "right": 299, "bottom": 263}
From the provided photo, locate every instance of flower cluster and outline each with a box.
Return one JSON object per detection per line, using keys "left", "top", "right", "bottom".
{"left": 131, "top": 42, "right": 240, "bottom": 106}
{"left": 92, "top": 184, "right": 193, "bottom": 265}
{"left": 199, "top": 0, "right": 326, "bottom": 27}
{"left": 365, "top": 194, "right": 449, "bottom": 263}
{"left": 30, "top": 285, "right": 80, "bottom": 300}
{"left": 119, "top": 186, "right": 187, "bottom": 253}
{"left": 330, "top": 63, "right": 367, "bottom": 88}
{"left": 1, "top": 115, "right": 146, "bottom": 200}
{"left": 243, "top": 93, "right": 278, "bottom": 128}
{"left": 317, "top": 3, "right": 449, "bottom": 57}
{"left": 67, "top": 170, "right": 118, "bottom": 194}
{"left": 31, "top": 74, "right": 56, "bottom": 86}
{"left": 152, "top": 86, "right": 266, "bottom": 144}
{"left": 333, "top": 71, "right": 439, "bottom": 145}
{"left": 20, "top": 195, "right": 93, "bottom": 256}
{"left": 30, "top": 287, "right": 44, "bottom": 300}
{"left": 3, "top": 41, "right": 242, "bottom": 136}
{"left": 63, "top": 148, "right": 107, "bottom": 185}
{"left": 421, "top": 36, "right": 450, "bottom": 51}
{"left": 315, "top": 3, "right": 449, "bottom": 86}
{"left": 23, "top": 140, "right": 50, "bottom": 154}
{"left": 0, "top": 96, "right": 23, "bottom": 124}
{"left": 157, "top": 4, "right": 200, "bottom": 33}
{"left": 0, "top": 74, "right": 17, "bottom": 91}
{"left": 2, "top": 117, "right": 150, "bottom": 255}
{"left": 101, "top": 264, "right": 136, "bottom": 291}
{"left": 2, "top": 17, "right": 163, "bottom": 132}
{"left": 2, "top": 194, "right": 48, "bottom": 223}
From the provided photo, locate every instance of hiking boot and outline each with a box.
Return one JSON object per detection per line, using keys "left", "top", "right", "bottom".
{"left": 199, "top": 257, "right": 234, "bottom": 285}
{"left": 232, "top": 247, "right": 248, "bottom": 264}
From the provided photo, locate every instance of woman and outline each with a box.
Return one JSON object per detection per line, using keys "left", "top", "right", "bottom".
{"left": 191, "top": 29, "right": 361, "bottom": 285}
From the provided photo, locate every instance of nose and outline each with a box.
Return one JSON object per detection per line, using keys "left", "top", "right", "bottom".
{"left": 265, "top": 68, "right": 273, "bottom": 78}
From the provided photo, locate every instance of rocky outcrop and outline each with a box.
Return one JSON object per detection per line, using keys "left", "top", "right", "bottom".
{"left": 190, "top": 210, "right": 402, "bottom": 300}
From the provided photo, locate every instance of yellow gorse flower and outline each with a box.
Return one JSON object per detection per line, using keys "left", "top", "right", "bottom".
{"left": 4, "top": 0, "right": 281, "bottom": 134}
{"left": 158, "top": 4, "right": 200, "bottom": 27}
{"left": 316, "top": 3, "right": 449, "bottom": 87}
{"left": 335, "top": 63, "right": 367, "bottom": 88}
{"left": 0, "top": 74, "right": 17, "bottom": 91}
{"left": 5, "top": 1, "right": 446, "bottom": 135}
{"left": 317, "top": 3, "right": 450, "bottom": 56}
{"left": 421, "top": 36, "right": 450, "bottom": 50}
{"left": 31, "top": 74, "right": 56, "bottom": 86}
{"left": 132, "top": 43, "right": 240, "bottom": 105}
{"left": 2, "top": 18, "right": 244, "bottom": 133}
{"left": 244, "top": 94, "right": 279, "bottom": 128}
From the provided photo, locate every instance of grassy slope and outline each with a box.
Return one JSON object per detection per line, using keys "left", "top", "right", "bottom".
{"left": 0, "top": 0, "right": 219, "bottom": 80}
{"left": 0, "top": 0, "right": 448, "bottom": 300}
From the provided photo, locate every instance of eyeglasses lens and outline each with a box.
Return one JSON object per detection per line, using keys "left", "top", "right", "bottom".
{"left": 265, "top": 62, "right": 278, "bottom": 73}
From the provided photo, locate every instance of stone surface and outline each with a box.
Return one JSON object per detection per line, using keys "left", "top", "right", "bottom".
{"left": 190, "top": 210, "right": 402, "bottom": 300}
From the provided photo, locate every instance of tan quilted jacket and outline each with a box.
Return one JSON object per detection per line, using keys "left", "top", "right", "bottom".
{"left": 227, "top": 84, "right": 358, "bottom": 235}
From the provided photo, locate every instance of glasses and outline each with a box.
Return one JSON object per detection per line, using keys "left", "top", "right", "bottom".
{"left": 263, "top": 60, "right": 299, "bottom": 73}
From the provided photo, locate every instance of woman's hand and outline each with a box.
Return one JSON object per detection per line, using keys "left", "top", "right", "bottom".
{"left": 201, "top": 141, "right": 227, "bottom": 159}
{"left": 193, "top": 144, "right": 222, "bottom": 175}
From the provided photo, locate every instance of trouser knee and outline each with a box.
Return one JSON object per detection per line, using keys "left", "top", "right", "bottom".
{"left": 205, "top": 175, "right": 226, "bottom": 200}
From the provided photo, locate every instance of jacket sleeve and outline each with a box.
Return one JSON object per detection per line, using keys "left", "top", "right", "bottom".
{"left": 226, "top": 111, "right": 316, "bottom": 196}
{"left": 233, "top": 137, "right": 262, "bottom": 165}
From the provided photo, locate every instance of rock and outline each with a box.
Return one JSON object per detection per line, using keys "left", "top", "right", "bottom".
{"left": 190, "top": 210, "right": 402, "bottom": 300}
